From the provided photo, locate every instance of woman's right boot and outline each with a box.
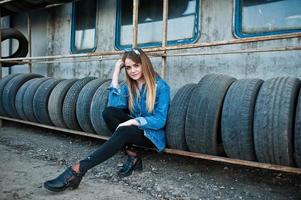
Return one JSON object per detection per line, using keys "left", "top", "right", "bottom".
{"left": 44, "top": 166, "right": 85, "bottom": 192}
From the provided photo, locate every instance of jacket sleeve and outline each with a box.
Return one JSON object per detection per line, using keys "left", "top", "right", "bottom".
{"left": 107, "top": 83, "right": 128, "bottom": 109}
{"left": 135, "top": 84, "right": 170, "bottom": 130}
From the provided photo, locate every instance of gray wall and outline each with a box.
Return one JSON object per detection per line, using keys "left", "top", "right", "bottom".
{"left": 2, "top": 0, "right": 301, "bottom": 97}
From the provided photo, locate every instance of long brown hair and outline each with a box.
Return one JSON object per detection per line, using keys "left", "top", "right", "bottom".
{"left": 122, "top": 48, "right": 157, "bottom": 113}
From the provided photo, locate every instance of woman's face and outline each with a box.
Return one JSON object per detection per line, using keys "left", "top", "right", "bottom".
{"left": 124, "top": 58, "right": 144, "bottom": 81}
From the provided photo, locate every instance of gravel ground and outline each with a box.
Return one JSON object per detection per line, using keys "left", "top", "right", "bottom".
{"left": 0, "top": 121, "right": 300, "bottom": 200}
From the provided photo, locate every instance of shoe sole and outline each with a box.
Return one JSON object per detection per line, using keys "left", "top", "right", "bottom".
{"left": 44, "top": 182, "right": 66, "bottom": 192}
{"left": 44, "top": 182, "right": 79, "bottom": 192}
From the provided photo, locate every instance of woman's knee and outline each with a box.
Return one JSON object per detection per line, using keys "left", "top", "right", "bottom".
{"left": 114, "top": 126, "right": 129, "bottom": 135}
{"left": 114, "top": 126, "right": 142, "bottom": 139}
{"left": 113, "top": 126, "right": 135, "bottom": 139}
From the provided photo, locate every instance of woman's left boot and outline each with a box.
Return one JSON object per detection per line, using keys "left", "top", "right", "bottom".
{"left": 117, "top": 155, "right": 142, "bottom": 177}
{"left": 44, "top": 166, "right": 85, "bottom": 192}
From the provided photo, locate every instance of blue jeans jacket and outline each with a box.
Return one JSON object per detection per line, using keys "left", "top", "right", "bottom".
{"left": 107, "top": 76, "right": 170, "bottom": 152}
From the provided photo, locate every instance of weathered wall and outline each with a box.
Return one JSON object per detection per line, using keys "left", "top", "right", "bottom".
{"left": 167, "top": 1, "right": 301, "bottom": 95}
{"left": 1, "top": 9, "right": 49, "bottom": 76}
{"left": 1, "top": 0, "right": 301, "bottom": 97}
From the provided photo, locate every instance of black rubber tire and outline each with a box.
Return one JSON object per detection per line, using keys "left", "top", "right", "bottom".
{"left": 62, "top": 77, "right": 96, "bottom": 131}
{"left": 1, "top": 8, "right": 12, "bottom": 17}
{"left": 0, "top": 28, "right": 28, "bottom": 67}
{"left": 33, "top": 78, "right": 63, "bottom": 125}
{"left": 2, "top": 73, "right": 43, "bottom": 118}
{"left": 45, "top": 0, "right": 74, "bottom": 3}
{"left": 23, "top": 77, "right": 51, "bottom": 122}
{"left": 24, "top": 0, "right": 46, "bottom": 4}
{"left": 254, "top": 77, "right": 300, "bottom": 166}
{"left": 166, "top": 84, "right": 197, "bottom": 150}
{"left": 295, "top": 89, "right": 301, "bottom": 168}
{"left": 48, "top": 79, "right": 78, "bottom": 128}
{"left": 2, "top": 2, "right": 29, "bottom": 13}
{"left": 0, "top": 73, "right": 22, "bottom": 116}
{"left": 15, "top": 78, "right": 40, "bottom": 120}
{"left": 2, "top": 1, "right": 33, "bottom": 13}
{"left": 185, "top": 74, "right": 236, "bottom": 155}
{"left": 76, "top": 79, "right": 108, "bottom": 133}
{"left": 90, "top": 80, "right": 113, "bottom": 136}
{"left": 221, "top": 79, "right": 263, "bottom": 161}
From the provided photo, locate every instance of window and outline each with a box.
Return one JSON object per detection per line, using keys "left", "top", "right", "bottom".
{"left": 234, "top": 0, "right": 301, "bottom": 37}
{"left": 71, "top": 0, "right": 97, "bottom": 53}
{"left": 115, "top": 0, "right": 200, "bottom": 49}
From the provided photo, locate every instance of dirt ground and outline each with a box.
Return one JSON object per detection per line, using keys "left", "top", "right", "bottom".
{"left": 0, "top": 121, "right": 300, "bottom": 200}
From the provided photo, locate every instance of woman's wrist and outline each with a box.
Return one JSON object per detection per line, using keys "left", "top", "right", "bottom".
{"left": 131, "top": 119, "right": 140, "bottom": 126}
{"left": 112, "top": 69, "right": 120, "bottom": 88}
{"left": 112, "top": 60, "right": 124, "bottom": 88}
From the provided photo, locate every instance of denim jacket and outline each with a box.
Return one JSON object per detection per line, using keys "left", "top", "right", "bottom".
{"left": 107, "top": 76, "right": 170, "bottom": 152}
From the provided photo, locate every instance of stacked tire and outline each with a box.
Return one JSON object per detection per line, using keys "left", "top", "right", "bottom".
{"left": 0, "top": 73, "right": 114, "bottom": 137}
{"left": 2, "top": 73, "right": 301, "bottom": 168}
{"left": 166, "top": 74, "right": 301, "bottom": 168}
{"left": 0, "top": 28, "right": 28, "bottom": 67}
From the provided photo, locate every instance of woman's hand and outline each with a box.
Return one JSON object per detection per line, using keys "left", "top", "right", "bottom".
{"left": 116, "top": 119, "right": 139, "bottom": 130}
{"left": 112, "top": 59, "right": 125, "bottom": 88}
{"left": 115, "top": 59, "right": 125, "bottom": 71}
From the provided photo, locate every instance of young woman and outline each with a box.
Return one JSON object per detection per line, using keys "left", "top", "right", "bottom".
{"left": 44, "top": 48, "right": 170, "bottom": 192}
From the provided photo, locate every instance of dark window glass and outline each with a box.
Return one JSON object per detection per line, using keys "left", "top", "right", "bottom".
{"left": 116, "top": 0, "right": 200, "bottom": 48}
{"left": 71, "top": 0, "right": 97, "bottom": 53}
{"left": 235, "top": 0, "right": 301, "bottom": 37}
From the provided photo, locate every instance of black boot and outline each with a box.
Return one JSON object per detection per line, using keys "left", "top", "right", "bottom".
{"left": 117, "top": 155, "right": 142, "bottom": 178}
{"left": 44, "top": 167, "right": 85, "bottom": 192}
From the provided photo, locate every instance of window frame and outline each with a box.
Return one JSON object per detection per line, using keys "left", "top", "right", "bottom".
{"left": 115, "top": 0, "right": 200, "bottom": 50}
{"left": 70, "top": 0, "right": 98, "bottom": 54}
{"left": 234, "top": 0, "right": 301, "bottom": 38}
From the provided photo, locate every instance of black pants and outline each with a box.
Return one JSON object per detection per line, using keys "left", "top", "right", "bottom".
{"left": 79, "top": 107, "right": 154, "bottom": 173}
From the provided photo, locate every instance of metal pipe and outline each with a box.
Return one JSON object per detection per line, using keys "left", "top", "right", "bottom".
{"left": 1, "top": 33, "right": 300, "bottom": 62}
{"left": 1, "top": 115, "right": 301, "bottom": 174}
{"left": 161, "top": 0, "right": 168, "bottom": 79}
{"left": 27, "top": 12, "right": 32, "bottom": 73}
{"left": 4, "top": 45, "right": 301, "bottom": 65}
{"left": 8, "top": 13, "right": 12, "bottom": 74}
{"left": 0, "top": 51, "right": 123, "bottom": 61}
{"left": 0, "top": 30, "right": 2, "bottom": 80}
{"left": 151, "top": 33, "right": 301, "bottom": 52}
{"left": 162, "top": 0, "right": 168, "bottom": 48}
{"left": 166, "top": 46, "right": 301, "bottom": 57}
{"left": 0, "top": 23, "right": 2, "bottom": 127}
{"left": 0, "top": 29, "right": 2, "bottom": 79}
{"left": 132, "top": 0, "right": 139, "bottom": 48}
{"left": 2, "top": 46, "right": 301, "bottom": 66}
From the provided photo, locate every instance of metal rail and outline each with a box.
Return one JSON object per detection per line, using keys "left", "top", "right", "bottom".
{"left": 161, "top": 0, "right": 168, "bottom": 79}
{"left": 132, "top": 0, "right": 139, "bottom": 48}
{"left": 1, "top": 115, "right": 300, "bottom": 174}
{"left": 0, "top": 28, "right": 2, "bottom": 79}
{"left": 1, "top": 33, "right": 300, "bottom": 63}
{"left": 27, "top": 12, "right": 32, "bottom": 73}
{"left": 0, "top": 10, "right": 2, "bottom": 128}
{"left": 1, "top": 46, "right": 300, "bottom": 66}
